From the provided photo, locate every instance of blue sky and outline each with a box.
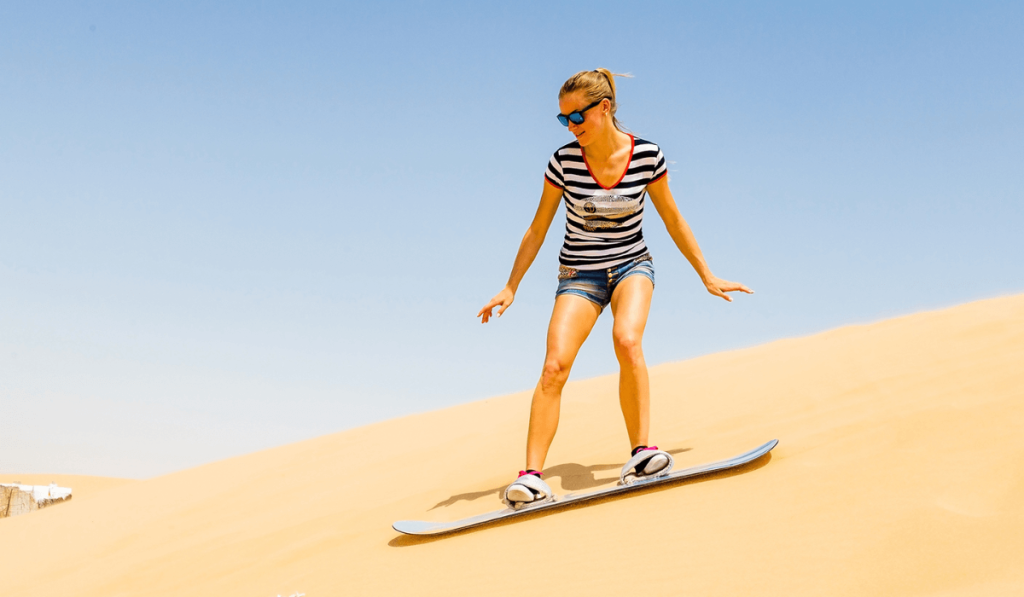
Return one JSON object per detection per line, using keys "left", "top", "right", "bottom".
{"left": 2, "top": 1, "right": 1022, "bottom": 477}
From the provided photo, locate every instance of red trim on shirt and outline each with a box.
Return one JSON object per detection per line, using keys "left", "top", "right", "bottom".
{"left": 580, "top": 134, "right": 635, "bottom": 191}
{"left": 649, "top": 170, "right": 668, "bottom": 184}
{"left": 544, "top": 175, "right": 564, "bottom": 190}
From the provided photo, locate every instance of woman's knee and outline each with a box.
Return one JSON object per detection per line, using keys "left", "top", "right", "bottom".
{"left": 539, "top": 357, "right": 571, "bottom": 391}
{"left": 613, "top": 331, "right": 644, "bottom": 364}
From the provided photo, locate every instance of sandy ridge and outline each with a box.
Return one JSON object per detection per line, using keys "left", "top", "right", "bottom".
{"left": 1, "top": 294, "right": 1022, "bottom": 596}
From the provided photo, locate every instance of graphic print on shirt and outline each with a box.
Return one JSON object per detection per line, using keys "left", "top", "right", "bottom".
{"left": 570, "top": 194, "right": 643, "bottom": 231}
{"left": 545, "top": 136, "right": 668, "bottom": 270}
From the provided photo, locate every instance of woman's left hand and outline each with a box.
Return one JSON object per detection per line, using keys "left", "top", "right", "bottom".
{"left": 703, "top": 276, "right": 753, "bottom": 302}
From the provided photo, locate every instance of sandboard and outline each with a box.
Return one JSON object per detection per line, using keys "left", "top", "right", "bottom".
{"left": 393, "top": 438, "right": 778, "bottom": 536}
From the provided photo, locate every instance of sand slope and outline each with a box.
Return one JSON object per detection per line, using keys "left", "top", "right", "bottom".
{"left": 2, "top": 295, "right": 1022, "bottom": 596}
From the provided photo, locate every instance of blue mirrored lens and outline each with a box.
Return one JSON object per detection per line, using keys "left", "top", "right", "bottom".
{"left": 569, "top": 113, "right": 585, "bottom": 125}
{"left": 557, "top": 114, "right": 570, "bottom": 126}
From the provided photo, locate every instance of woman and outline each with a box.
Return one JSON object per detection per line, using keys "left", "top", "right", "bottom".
{"left": 478, "top": 69, "right": 752, "bottom": 508}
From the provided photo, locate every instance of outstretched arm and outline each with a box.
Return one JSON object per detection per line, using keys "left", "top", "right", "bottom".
{"left": 646, "top": 176, "right": 753, "bottom": 302}
{"left": 478, "top": 180, "right": 564, "bottom": 322}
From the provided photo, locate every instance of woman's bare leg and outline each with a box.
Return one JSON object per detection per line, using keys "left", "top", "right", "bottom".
{"left": 609, "top": 275, "right": 655, "bottom": 451}
{"left": 525, "top": 294, "right": 601, "bottom": 471}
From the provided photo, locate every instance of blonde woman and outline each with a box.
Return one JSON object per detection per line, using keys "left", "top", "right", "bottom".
{"left": 478, "top": 69, "right": 752, "bottom": 508}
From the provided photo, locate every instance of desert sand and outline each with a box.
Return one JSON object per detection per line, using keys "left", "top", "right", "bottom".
{"left": 1, "top": 294, "right": 1022, "bottom": 596}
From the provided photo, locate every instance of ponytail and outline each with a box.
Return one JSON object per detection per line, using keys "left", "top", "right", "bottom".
{"left": 559, "top": 68, "right": 633, "bottom": 132}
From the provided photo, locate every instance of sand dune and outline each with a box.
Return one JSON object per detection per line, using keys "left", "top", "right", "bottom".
{"left": 2, "top": 295, "right": 1022, "bottom": 596}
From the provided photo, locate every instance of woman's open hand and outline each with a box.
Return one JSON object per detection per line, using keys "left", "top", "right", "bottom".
{"left": 703, "top": 275, "right": 753, "bottom": 302}
{"left": 478, "top": 287, "right": 515, "bottom": 323}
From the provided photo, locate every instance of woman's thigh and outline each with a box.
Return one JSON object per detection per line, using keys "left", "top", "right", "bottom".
{"left": 545, "top": 293, "right": 602, "bottom": 362}
{"left": 609, "top": 274, "right": 654, "bottom": 341}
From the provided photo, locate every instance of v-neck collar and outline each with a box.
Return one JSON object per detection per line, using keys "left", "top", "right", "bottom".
{"left": 580, "top": 134, "right": 635, "bottom": 190}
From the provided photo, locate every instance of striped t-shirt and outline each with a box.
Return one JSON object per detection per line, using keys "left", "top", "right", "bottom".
{"left": 544, "top": 135, "right": 668, "bottom": 270}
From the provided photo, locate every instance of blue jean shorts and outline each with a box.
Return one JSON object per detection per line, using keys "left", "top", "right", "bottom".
{"left": 555, "top": 253, "right": 655, "bottom": 310}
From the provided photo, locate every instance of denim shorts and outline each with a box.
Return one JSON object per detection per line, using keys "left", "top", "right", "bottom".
{"left": 555, "top": 253, "right": 655, "bottom": 310}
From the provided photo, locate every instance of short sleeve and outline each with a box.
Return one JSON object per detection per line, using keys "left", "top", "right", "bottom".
{"left": 650, "top": 146, "right": 668, "bottom": 183}
{"left": 544, "top": 151, "right": 565, "bottom": 189}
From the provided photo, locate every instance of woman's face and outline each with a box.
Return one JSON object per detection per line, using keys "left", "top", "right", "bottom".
{"left": 559, "top": 92, "right": 608, "bottom": 147}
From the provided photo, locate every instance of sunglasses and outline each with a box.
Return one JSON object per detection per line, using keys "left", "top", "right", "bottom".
{"left": 556, "top": 98, "right": 607, "bottom": 127}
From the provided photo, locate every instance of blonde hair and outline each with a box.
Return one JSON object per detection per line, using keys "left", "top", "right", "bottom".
{"left": 559, "top": 68, "right": 633, "bottom": 132}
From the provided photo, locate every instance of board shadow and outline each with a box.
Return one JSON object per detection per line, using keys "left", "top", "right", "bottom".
{"left": 428, "top": 448, "right": 691, "bottom": 510}
{"left": 389, "top": 450, "right": 770, "bottom": 548}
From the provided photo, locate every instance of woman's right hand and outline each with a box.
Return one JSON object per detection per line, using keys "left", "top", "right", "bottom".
{"left": 478, "top": 287, "right": 515, "bottom": 323}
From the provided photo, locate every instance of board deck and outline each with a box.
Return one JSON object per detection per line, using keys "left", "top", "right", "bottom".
{"left": 393, "top": 438, "right": 778, "bottom": 536}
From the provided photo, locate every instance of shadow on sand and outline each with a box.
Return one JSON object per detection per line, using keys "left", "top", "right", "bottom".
{"left": 427, "top": 447, "right": 692, "bottom": 510}
{"left": 388, "top": 449, "right": 769, "bottom": 548}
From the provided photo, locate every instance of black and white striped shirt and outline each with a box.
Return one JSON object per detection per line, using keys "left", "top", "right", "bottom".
{"left": 545, "top": 136, "right": 668, "bottom": 270}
